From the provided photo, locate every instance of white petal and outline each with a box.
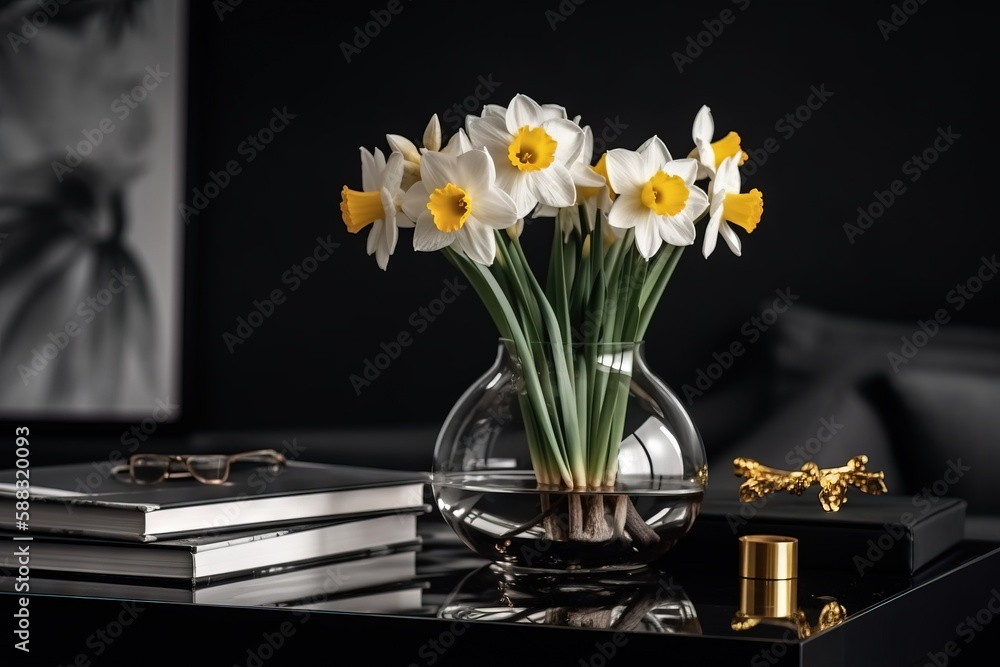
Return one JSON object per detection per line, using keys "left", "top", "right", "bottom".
{"left": 662, "top": 158, "right": 699, "bottom": 185}
{"left": 719, "top": 221, "right": 742, "bottom": 256}
{"left": 709, "top": 182, "right": 726, "bottom": 215}
{"left": 607, "top": 193, "right": 645, "bottom": 230}
{"left": 471, "top": 187, "right": 518, "bottom": 229}
{"left": 494, "top": 164, "right": 537, "bottom": 218}
{"left": 413, "top": 217, "right": 454, "bottom": 253}
{"left": 692, "top": 141, "right": 715, "bottom": 179}
{"left": 605, "top": 149, "right": 647, "bottom": 195}
{"left": 380, "top": 188, "right": 397, "bottom": 227}
{"left": 640, "top": 136, "right": 672, "bottom": 172}
{"left": 635, "top": 209, "right": 663, "bottom": 259}
{"left": 381, "top": 151, "right": 404, "bottom": 191}
{"left": 580, "top": 126, "right": 595, "bottom": 166}
{"left": 596, "top": 187, "right": 614, "bottom": 215}
{"left": 418, "top": 151, "right": 456, "bottom": 192}
{"left": 717, "top": 154, "right": 742, "bottom": 193}
{"left": 397, "top": 210, "right": 416, "bottom": 228}
{"left": 506, "top": 94, "right": 544, "bottom": 134}
{"left": 692, "top": 105, "right": 714, "bottom": 145}
{"left": 441, "top": 129, "right": 472, "bottom": 155}
{"left": 541, "top": 103, "right": 568, "bottom": 121}
{"left": 372, "top": 147, "right": 387, "bottom": 172}
{"left": 386, "top": 134, "right": 420, "bottom": 164}
{"left": 423, "top": 114, "right": 442, "bottom": 152}
{"left": 572, "top": 163, "right": 606, "bottom": 188}
{"left": 457, "top": 220, "right": 497, "bottom": 265}
{"left": 482, "top": 104, "right": 506, "bottom": 119}
{"left": 450, "top": 148, "right": 492, "bottom": 198}
{"left": 360, "top": 147, "right": 377, "bottom": 192}
{"left": 467, "top": 116, "right": 512, "bottom": 162}
{"left": 702, "top": 208, "right": 724, "bottom": 258}
{"left": 542, "top": 118, "right": 585, "bottom": 166}
{"left": 533, "top": 203, "right": 559, "bottom": 218}
{"left": 366, "top": 219, "right": 383, "bottom": 256}
{"left": 657, "top": 215, "right": 695, "bottom": 247}
{"left": 682, "top": 185, "right": 710, "bottom": 221}
{"left": 378, "top": 216, "right": 399, "bottom": 270}
{"left": 402, "top": 182, "right": 430, "bottom": 223}
{"left": 528, "top": 162, "right": 576, "bottom": 209}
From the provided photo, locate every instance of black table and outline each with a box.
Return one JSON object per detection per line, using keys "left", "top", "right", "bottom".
{"left": 4, "top": 513, "right": 999, "bottom": 666}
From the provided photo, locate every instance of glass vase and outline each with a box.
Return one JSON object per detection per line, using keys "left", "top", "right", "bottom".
{"left": 432, "top": 339, "right": 708, "bottom": 573}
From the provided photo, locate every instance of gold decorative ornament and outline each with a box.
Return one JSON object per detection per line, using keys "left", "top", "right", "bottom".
{"left": 733, "top": 455, "right": 888, "bottom": 512}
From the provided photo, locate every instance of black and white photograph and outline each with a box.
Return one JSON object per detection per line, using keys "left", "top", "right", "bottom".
{"left": 0, "top": 0, "right": 185, "bottom": 420}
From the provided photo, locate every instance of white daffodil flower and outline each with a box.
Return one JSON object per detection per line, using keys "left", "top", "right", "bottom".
{"left": 386, "top": 114, "right": 443, "bottom": 190}
{"left": 605, "top": 136, "right": 709, "bottom": 259}
{"left": 340, "top": 147, "right": 407, "bottom": 271}
{"left": 702, "top": 153, "right": 763, "bottom": 258}
{"left": 467, "top": 93, "right": 585, "bottom": 218}
{"left": 689, "top": 105, "right": 748, "bottom": 180}
{"left": 401, "top": 148, "right": 518, "bottom": 266}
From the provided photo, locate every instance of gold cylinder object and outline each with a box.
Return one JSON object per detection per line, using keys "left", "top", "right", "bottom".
{"left": 739, "top": 534, "right": 798, "bottom": 580}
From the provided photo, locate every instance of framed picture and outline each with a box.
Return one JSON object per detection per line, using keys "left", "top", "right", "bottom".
{"left": 0, "top": 0, "right": 187, "bottom": 421}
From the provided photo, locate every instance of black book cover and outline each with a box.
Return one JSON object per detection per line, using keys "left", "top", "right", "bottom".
{"left": 662, "top": 491, "right": 967, "bottom": 575}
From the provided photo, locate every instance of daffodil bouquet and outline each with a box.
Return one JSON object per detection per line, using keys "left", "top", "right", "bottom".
{"left": 340, "top": 93, "right": 763, "bottom": 494}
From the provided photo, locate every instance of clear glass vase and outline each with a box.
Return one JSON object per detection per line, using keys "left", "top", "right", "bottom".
{"left": 432, "top": 339, "right": 708, "bottom": 573}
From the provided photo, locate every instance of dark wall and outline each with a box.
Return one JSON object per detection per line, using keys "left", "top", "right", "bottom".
{"left": 13, "top": 0, "right": 994, "bottom": 458}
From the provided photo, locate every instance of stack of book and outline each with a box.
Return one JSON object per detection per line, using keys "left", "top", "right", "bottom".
{"left": 0, "top": 458, "right": 431, "bottom": 613}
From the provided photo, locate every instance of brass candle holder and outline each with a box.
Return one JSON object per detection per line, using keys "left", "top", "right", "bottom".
{"left": 733, "top": 455, "right": 888, "bottom": 512}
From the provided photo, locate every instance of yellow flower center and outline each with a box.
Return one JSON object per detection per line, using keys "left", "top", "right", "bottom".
{"left": 578, "top": 152, "right": 616, "bottom": 202}
{"left": 640, "top": 171, "right": 689, "bottom": 217}
{"left": 712, "top": 131, "right": 748, "bottom": 169}
{"left": 340, "top": 186, "right": 385, "bottom": 233}
{"left": 427, "top": 182, "right": 472, "bottom": 232}
{"left": 723, "top": 188, "right": 763, "bottom": 233}
{"left": 508, "top": 126, "right": 558, "bottom": 172}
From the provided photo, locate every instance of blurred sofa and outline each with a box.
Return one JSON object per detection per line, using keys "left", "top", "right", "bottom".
{"left": 698, "top": 304, "right": 1000, "bottom": 540}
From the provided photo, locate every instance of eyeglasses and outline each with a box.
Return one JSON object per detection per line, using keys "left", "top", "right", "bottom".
{"left": 115, "top": 449, "right": 287, "bottom": 485}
